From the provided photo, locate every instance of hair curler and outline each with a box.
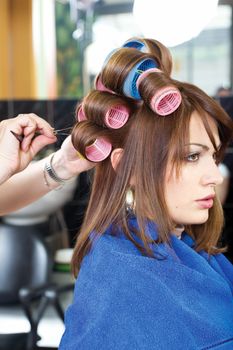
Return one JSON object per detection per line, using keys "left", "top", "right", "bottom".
{"left": 123, "top": 58, "right": 158, "bottom": 100}
{"left": 136, "top": 67, "right": 162, "bottom": 87}
{"left": 104, "top": 105, "right": 129, "bottom": 129}
{"left": 76, "top": 105, "right": 87, "bottom": 122}
{"left": 136, "top": 68, "right": 182, "bottom": 116}
{"left": 94, "top": 74, "right": 114, "bottom": 94}
{"left": 76, "top": 102, "right": 129, "bottom": 129}
{"left": 150, "top": 86, "right": 182, "bottom": 116}
{"left": 85, "top": 137, "right": 112, "bottom": 162}
{"left": 122, "top": 39, "right": 147, "bottom": 52}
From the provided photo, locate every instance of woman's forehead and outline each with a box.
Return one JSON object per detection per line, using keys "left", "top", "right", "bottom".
{"left": 189, "top": 111, "right": 220, "bottom": 147}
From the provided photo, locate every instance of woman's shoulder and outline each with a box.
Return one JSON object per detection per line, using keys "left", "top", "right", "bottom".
{"left": 84, "top": 219, "right": 168, "bottom": 269}
{"left": 82, "top": 231, "right": 147, "bottom": 273}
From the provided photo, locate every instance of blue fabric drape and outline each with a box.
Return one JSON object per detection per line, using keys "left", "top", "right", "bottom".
{"left": 59, "top": 218, "right": 233, "bottom": 349}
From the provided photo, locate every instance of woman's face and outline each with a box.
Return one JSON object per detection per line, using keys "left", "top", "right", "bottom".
{"left": 164, "top": 111, "right": 223, "bottom": 226}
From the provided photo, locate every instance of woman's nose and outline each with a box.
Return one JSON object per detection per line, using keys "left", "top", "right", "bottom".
{"left": 201, "top": 162, "right": 224, "bottom": 187}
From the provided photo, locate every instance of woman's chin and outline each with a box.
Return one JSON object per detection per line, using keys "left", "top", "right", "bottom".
{"left": 181, "top": 212, "right": 209, "bottom": 225}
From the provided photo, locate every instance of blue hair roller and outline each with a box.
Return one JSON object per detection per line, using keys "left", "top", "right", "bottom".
{"left": 123, "top": 39, "right": 147, "bottom": 52}
{"left": 123, "top": 58, "right": 158, "bottom": 99}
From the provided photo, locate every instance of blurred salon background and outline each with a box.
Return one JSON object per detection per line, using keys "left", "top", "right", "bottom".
{"left": 0, "top": 1, "right": 233, "bottom": 349}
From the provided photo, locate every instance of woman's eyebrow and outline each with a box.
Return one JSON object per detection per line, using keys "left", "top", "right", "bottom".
{"left": 185, "top": 143, "right": 209, "bottom": 150}
{"left": 185, "top": 142, "right": 222, "bottom": 150}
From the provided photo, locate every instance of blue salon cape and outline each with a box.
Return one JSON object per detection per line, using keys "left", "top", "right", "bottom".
{"left": 59, "top": 218, "right": 233, "bottom": 349}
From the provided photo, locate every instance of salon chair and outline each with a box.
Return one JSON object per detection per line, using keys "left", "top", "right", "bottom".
{"left": 0, "top": 223, "right": 74, "bottom": 350}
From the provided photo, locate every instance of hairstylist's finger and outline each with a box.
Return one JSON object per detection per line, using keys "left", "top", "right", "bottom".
{"left": 26, "top": 114, "right": 55, "bottom": 138}
{"left": 19, "top": 114, "right": 55, "bottom": 151}
{"left": 21, "top": 133, "right": 56, "bottom": 153}
{"left": 21, "top": 130, "right": 57, "bottom": 152}
{"left": 20, "top": 113, "right": 54, "bottom": 137}
{"left": 64, "top": 136, "right": 95, "bottom": 172}
{"left": 75, "top": 153, "right": 95, "bottom": 173}
{"left": 19, "top": 114, "right": 55, "bottom": 138}
{"left": 29, "top": 134, "right": 57, "bottom": 157}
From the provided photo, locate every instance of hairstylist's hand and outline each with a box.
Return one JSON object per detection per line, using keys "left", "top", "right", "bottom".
{"left": 51, "top": 135, "right": 95, "bottom": 180}
{"left": 0, "top": 114, "right": 56, "bottom": 183}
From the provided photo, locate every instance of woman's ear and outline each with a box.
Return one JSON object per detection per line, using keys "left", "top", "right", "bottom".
{"left": 111, "top": 148, "right": 123, "bottom": 171}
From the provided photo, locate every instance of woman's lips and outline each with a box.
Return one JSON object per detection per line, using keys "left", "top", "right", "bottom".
{"left": 196, "top": 195, "right": 215, "bottom": 209}
{"left": 196, "top": 199, "right": 214, "bottom": 209}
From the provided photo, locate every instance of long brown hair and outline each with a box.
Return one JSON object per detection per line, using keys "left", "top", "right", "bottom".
{"left": 71, "top": 38, "right": 233, "bottom": 276}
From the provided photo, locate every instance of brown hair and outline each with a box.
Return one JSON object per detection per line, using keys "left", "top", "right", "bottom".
{"left": 71, "top": 38, "right": 233, "bottom": 276}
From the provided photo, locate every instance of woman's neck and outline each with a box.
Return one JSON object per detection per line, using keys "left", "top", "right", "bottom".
{"left": 172, "top": 225, "right": 185, "bottom": 239}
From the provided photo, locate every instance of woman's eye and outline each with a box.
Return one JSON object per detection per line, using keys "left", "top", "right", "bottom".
{"left": 186, "top": 153, "right": 200, "bottom": 162}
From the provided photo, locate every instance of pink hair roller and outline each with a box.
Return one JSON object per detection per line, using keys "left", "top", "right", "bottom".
{"left": 95, "top": 74, "right": 114, "bottom": 94}
{"left": 150, "top": 87, "right": 182, "bottom": 116}
{"left": 136, "top": 68, "right": 182, "bottom": 116}
{"left": 136, "top": 68, "right": 162, "bottom": 88}
{"left": 105, "top": 105, "right": 129, "bottom": 129}
{"left": 77, "top": 102, "right": 129, "bottom": 129}
{"left": 76, "top": 105, "right": 87, "bottom": 122}
{"left": 85, "top": 137, "right": 112, "bottom": 162}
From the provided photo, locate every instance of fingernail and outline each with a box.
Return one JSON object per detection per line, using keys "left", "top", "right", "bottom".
{"left": 77, "top": 151, "right": 85, "bottom": 160}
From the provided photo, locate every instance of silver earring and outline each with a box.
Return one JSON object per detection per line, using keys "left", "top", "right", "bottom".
{"left": 125, "top": 188, "right": 135, "bottom": 213}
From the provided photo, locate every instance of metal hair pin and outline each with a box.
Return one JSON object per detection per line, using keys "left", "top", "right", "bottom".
{"left": 52, "top": 126, "right": 73, "bottom": 135}
{"left": 10, "top": 126, "right": 73, "bottom": 143}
